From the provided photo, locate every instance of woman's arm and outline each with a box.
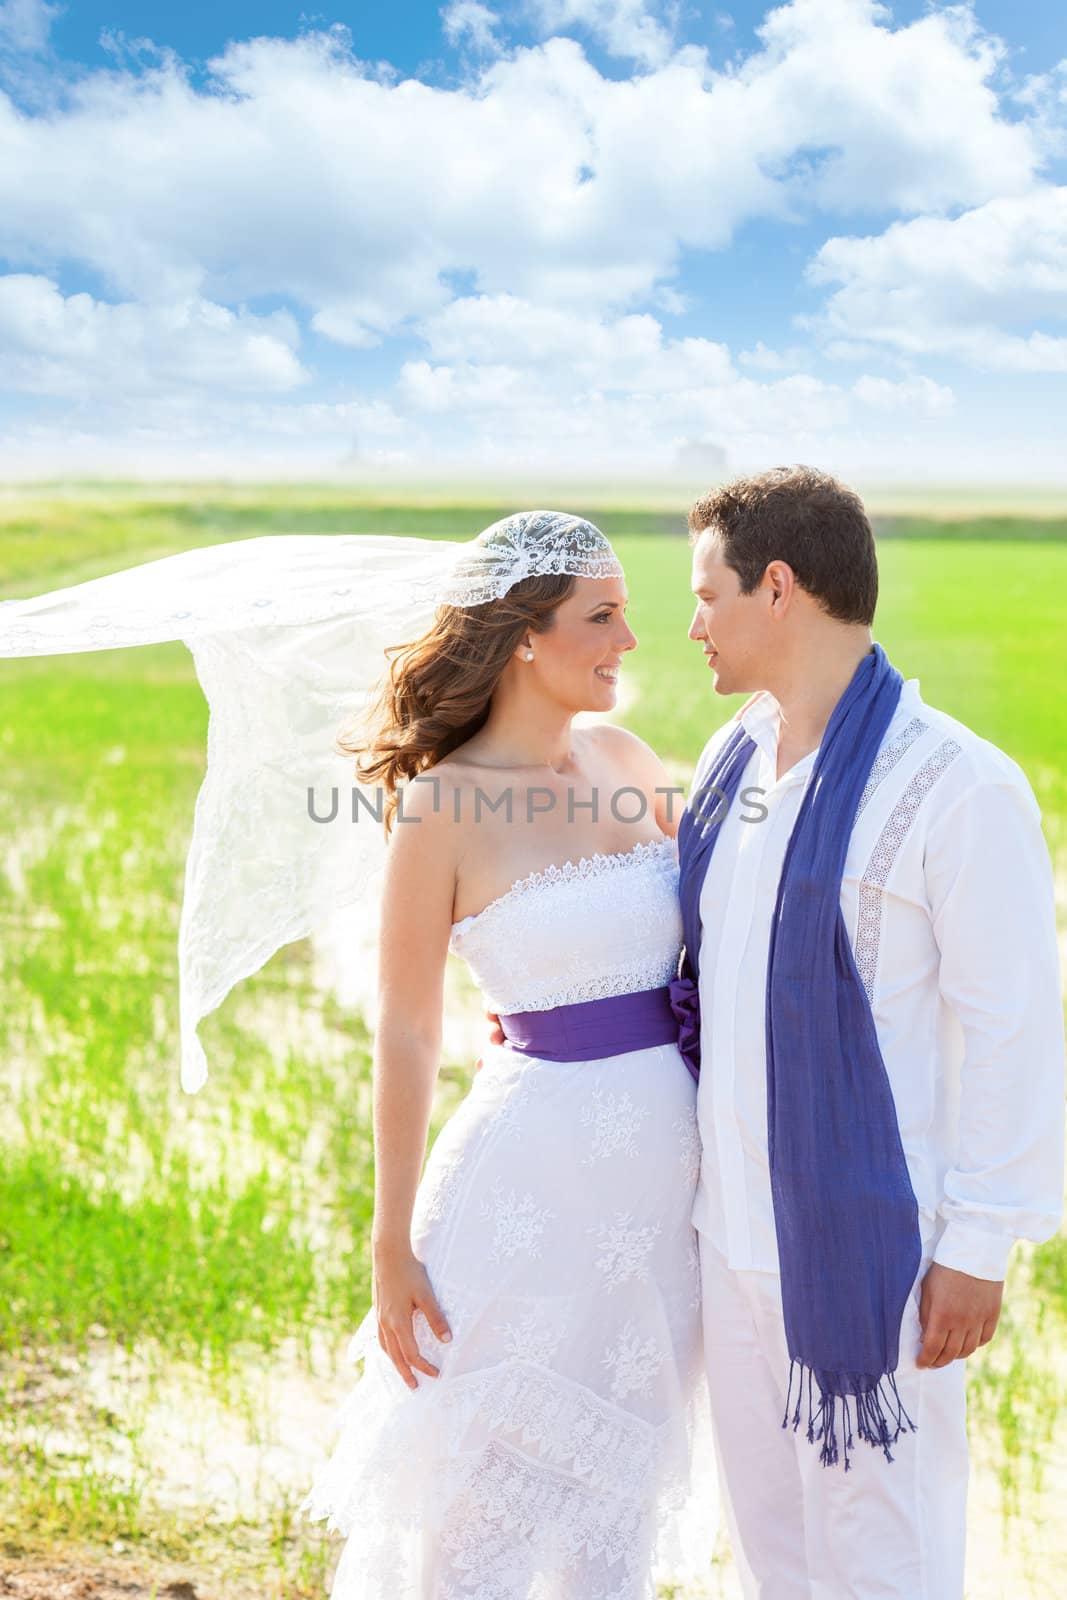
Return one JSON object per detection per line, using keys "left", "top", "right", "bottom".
{"left": 371, "top": 777, "right": 460, "bottom": 1388}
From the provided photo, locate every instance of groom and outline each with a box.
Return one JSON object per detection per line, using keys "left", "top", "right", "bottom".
{"left": 680, "top": 466, "right": 1065, "bottom": 1598}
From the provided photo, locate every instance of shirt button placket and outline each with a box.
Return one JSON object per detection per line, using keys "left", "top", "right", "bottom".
{"left": 713, "top": 788, "right": 770, "bottom": 1269}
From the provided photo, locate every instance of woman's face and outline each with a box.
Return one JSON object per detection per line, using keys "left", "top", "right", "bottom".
{"left": 522, "top": 575, "right": 637, "bottom": 713}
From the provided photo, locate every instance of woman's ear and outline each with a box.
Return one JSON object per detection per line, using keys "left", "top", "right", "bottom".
{"left": 514, "top": 633, "right": 536, "bottom": 663}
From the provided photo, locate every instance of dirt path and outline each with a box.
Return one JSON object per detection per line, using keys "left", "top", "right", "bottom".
{"left": 1, "top": 1565, "right": 208, "bottom": 1600}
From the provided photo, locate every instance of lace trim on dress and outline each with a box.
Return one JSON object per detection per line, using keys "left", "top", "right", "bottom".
{"left": 301, "top": 1354, "right": 668, "bottom": 1528}
{"left": 488, "top": 956, "right": 680, "bottom": 1015}
{"left": 301, "top": 1345, "right": 707, "bottom": 1600}
{"left": 451, "top": 835, "right": 677, "bottom": 936}
{"left": 318, "top": 1429, "right": 666, "bottom": 1598}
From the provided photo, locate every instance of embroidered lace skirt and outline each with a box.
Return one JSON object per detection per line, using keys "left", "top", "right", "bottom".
{"left": 301, "top": 1040, "right": 717, "bottom": 1599}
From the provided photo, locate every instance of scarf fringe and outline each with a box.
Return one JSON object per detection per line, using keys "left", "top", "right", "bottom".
{"left": 782, "top": 1359, "right": 917, "bottom": 1471}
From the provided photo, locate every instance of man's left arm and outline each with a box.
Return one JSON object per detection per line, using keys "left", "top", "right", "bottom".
{"left": 918, "top": 775, "right": 1065, "bottom": 1369}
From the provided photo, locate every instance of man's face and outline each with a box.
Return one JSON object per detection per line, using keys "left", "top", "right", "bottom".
{"left": 688, "top": 529, "right": 768, "bottom": 698}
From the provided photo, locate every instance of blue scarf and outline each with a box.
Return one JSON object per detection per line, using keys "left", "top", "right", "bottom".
{"left": 671, "top": 644, "right": 922, "bottom": 1470}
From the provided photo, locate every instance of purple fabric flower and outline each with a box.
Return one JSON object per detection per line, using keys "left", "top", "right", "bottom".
{"left": 668, "top": 973, "right": 701, "bottom": 1083}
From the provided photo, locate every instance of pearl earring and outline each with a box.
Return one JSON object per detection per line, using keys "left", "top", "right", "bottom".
{"left": 525, "top": 650, "right": 534, "bottom": 661}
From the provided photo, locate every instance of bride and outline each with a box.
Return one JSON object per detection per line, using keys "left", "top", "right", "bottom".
{"left": 300, "top": 511, "right": 712, "bottom": 1597}
{"left": 0, "top": 507, "right": 714, "bottom": 1598}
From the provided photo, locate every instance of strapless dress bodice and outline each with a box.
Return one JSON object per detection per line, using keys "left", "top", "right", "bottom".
{"left": 449, "top": 835, "right": 682, "bottom": 1014}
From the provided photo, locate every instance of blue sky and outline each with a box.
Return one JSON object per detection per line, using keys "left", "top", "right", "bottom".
{"left": 42, "top": 1, "right": 1067, "bottom": 81}
{"left": 0, "top": 0, "right": 1064, "bottom": 483}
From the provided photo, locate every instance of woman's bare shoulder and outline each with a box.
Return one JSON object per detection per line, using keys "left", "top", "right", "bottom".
{"left": 579, "top": 723, "right": 680, "bottom": 836}
{"left": 580, "top": 721, "right": 666, "bottom": 777}
{"left": 423, "top": 746, "right": 517, "bottom": 796}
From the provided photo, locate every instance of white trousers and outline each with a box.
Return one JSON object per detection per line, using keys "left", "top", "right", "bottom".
{"left": 699, "top": 1232, "right": 969, "bottom": 1600}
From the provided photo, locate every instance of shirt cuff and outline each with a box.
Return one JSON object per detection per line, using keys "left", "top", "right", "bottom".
{"left": 932, "top": 1218, "right": 1013, "bottom": 1282}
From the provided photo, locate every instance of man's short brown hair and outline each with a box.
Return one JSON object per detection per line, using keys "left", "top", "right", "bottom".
{"left": 689, "top": 465, "right": 878, "bottom": 626}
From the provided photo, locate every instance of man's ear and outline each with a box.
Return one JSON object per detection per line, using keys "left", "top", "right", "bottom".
{"left": 765, "top": 560, "right": 795, "bottom": 613}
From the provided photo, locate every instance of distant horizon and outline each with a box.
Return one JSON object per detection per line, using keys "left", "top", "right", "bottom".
{"left": 5, "top": 477, "right": 1067, "bottom": 520}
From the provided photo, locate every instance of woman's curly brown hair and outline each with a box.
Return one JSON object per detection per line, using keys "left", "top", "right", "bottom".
{"left": 338, "top": 572, "right": 577, "bottom": 834}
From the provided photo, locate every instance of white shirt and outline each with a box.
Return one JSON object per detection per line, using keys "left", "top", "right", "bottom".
{"left": 691, "top": 676, "right": 1065, "bottom": 1281}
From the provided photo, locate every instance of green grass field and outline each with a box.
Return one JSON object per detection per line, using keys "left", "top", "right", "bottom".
{"left": 1, "top": 489, "right": 1065, "bottom": 1598}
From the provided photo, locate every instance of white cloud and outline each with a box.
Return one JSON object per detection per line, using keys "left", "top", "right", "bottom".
{"left": 0, "top": 4, "right": 1039, "bottom": 340}
{"left": 810, "top": 187, "right": 1067, "bottom": 371}
{"left": 0, "top": 2, "right": 1052, "bottom": 480}
{"left": 1, "top": 432, "right": 387, "bottom": 485}
{"left": 308, "top": 302, "right": 386, "bottom": 349}
{"left": 0, "top": 284, "right": 956, "bottom": 480}
{"left": 740, "top": 0, "right": 1034, "bottom": 215}
{"left": 0, "top": 275, "right": 964, "bottom": 479}
{"left": 442, "top": 0, "right": 501, "bottom": 55}
{"left": 0, "top": 274, "right": 309, "bottom": 397}
{"left": 394, "top": 294, "right": 956, "bottom": 475}
{"left": 739, "top": 340, "right": 808, "bottom": 371}
{"left": 391, "top": 357, "right": 853, "bottom": 472}
{"left": 851, "top": 374, "right": 954, "bottom": 415}
{"left": 0, "top": 0, "right": 59, "bottom": 54}
{"left": 397, "top": 359, "right": 525, "bottom": 415}
{"left": 1015, "top": 60, "right": 1067, "bottom": 160}
{"left": 417, "top": 293, "right": 734, "bottom": 387}
{"left": 0, "top": 385, "right": 410, "bottom": 478}
{"left": 652, "top": 284, "right": 690, "bottom": 315}
{"left": 0, "top": 348, "right": 965, "bottom": 480}
{"left": 526, "top": 0, "right": 679, "bottom": 68}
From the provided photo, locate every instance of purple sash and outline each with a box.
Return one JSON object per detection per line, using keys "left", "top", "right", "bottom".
{"left": 498, "top": 986, "right": 679, "bottom": 1063}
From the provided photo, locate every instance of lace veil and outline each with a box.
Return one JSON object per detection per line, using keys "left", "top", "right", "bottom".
{"left": 0, "top": 511, "right": 623, "bottom": 1092}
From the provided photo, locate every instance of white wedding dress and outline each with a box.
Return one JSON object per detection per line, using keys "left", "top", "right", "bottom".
{"left": 301, "top": 836, "right": 716, "bottom": 1598}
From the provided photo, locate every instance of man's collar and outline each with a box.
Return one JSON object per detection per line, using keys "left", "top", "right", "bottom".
{"left": 736, "top": 690, "right": 782, "bottom": 766}
{"left": 733, "top": 676, "right": 924, "bottom": 777}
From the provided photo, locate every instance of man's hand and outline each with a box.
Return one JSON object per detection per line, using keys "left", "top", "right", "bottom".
{"left": 474, "top": 1009, "right": 505, "bottom": 1073}
{"left": 915, "top": 1262, "right": 1004, "bottom": 1369}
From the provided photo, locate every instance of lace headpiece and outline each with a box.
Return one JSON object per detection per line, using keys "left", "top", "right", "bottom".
{"left": 440, "top": 510, "right": 624, "bottom": 606}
